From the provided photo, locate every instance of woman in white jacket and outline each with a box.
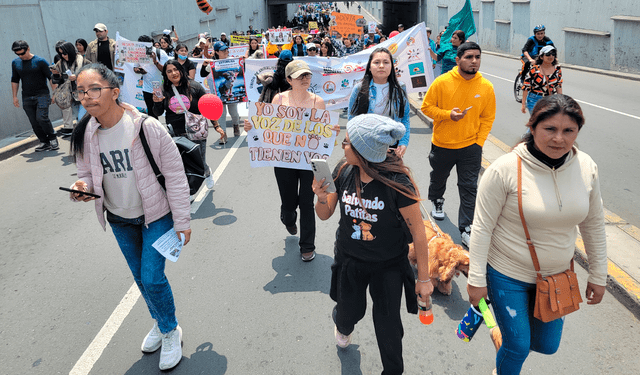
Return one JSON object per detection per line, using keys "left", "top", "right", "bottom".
{"left": 467, "top": 94, "right": 607, "bottom": 375}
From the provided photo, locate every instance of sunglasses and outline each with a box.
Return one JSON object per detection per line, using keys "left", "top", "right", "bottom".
{"left": 14, "top": 50, "right": 27, "bottom": 56}
{"left": 544, "top": 51, "right": 556, "bottom": 57}
{"left": 308, "top": 48, "right": 317, "bottom": 51}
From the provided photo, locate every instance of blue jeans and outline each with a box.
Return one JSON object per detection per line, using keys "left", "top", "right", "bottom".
{"left": 107, "top": 211, "right": 178, "bottom": 333}
{"left": 526, "top": 92, "right": 543, "bottom": 114}
{"left": 487, "top": 265, "right": 564, "bottom": 374}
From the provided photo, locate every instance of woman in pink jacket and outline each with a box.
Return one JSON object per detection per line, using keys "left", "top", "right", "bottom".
{"left": 68, "top": 63, "right": 191, "bottom": 371}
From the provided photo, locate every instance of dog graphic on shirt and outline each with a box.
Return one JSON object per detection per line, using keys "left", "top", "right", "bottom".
{"left": 350, "top": 220, "right": 375, "bottom": 242}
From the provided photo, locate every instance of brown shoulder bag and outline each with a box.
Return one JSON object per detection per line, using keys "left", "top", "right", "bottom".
{"left": 517, "top": 156, "right": 582, "bottom": 322}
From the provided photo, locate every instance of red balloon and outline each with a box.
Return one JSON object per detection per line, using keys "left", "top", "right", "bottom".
{"left": 389, "top": 31, "right": 400, "bottom": 38}
{"left": 198, "top": 94, "right": 223, "bottom": 121}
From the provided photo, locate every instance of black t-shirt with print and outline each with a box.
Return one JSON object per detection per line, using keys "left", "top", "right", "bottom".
{"left": 333, "top": 163, "right": 417, "bottom": 262}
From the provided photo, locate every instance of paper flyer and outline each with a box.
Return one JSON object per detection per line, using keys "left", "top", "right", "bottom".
{"left": 152, "top": 229, "right": 186, "bottom": 262}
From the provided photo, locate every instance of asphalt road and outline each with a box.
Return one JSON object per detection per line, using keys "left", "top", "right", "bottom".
{"left": 1, "top": 100, "right": 640, "bottom": 374}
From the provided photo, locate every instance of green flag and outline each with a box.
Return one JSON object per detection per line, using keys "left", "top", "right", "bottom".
{"left": 439, "top": 0, "right": 476, "bottom": 53}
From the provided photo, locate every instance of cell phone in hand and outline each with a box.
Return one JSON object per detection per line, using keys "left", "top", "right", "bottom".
{"left": 310, "top": 159, "right": 336, "bottom": 193}
{"left": 59, "top": 187, "right": 101, "bottom": 198}
{"left": 152, "top": 81, "right": 162, "bottom": 98}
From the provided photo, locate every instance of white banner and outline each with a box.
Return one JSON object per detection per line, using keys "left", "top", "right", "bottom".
{"left": 114, "top": 33, "right": 147, "bottom": 113}
{"left": 245, "top": 23, "right": 434, "bottom": 110}
{"left": 246, "top": 102, "right": 338, "bottom": 170}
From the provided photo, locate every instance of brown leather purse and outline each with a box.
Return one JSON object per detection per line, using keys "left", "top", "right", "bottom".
{"left": 517, "top": 156, "right": 583, "bottom": 322}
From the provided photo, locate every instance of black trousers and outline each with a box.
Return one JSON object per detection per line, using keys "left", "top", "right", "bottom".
{"left": 273, "top": 167, "right": 315, "bottom": 252}
{"left": 143, "top": 91, "right": 159, "bottom": 119}
{"left": 332, "top": 254, "right": 412, "bottom": 375}
{"left": 428, "top": 143, "right": 482, "bottom": 232}
{"left": 23, "top": 94, "right": 56, "bottom": 143}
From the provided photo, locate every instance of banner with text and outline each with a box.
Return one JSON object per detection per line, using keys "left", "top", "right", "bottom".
{"left": 114, "top": 33, "right": 148, "bottom": 113}
{"left": 268, "top": 29, "right": 292, "bottom": 45}
{"left": 245, "top": 23, "right": 434, "bottom": 110}
{"left": 246, "top": 102, "right": 338, "bottom": 170}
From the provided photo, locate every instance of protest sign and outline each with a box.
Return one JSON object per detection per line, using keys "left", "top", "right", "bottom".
{"left": 368, "top": 22, "right": 377, "bottom": 34}
{"left": 228, "top": 45, "right": 248, "bottom": 58}
{"left": 268, "top": 29, "right": 292, "bottom": 45}
{"left": 113, "top": 33, "right": 148, "bottom": 113}
{"left": 330, "top": 12, "right": 365, "bottom": 38}
{"left": 230, "top": 35, "right": 251, "bottom": 44}
{"left": 246, "top": 102, "right": 338, "bottom": 171}
{"left": 246, "top": 23, "right": 435, "bottom": 110}
{"left": 309, "top": 21, "right": 318, "bottom": 30}
{"left": 115, "top": 38, "right": 153, "bottom": 66}
{"left": 206, "top": 58, "right": 247, "bottom": 104}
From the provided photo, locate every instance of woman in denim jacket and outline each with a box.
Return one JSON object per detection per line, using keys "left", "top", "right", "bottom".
{"left": 348, "top": 47, "right": 411, "bottom": 157}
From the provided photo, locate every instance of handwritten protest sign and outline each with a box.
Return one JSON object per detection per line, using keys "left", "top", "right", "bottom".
{"left": 115, "top": 39, "right": 152, "bottom": 65}
{"left": 309, "top": 21, "right": 318, "bottom": 30}
{"left": 330, "top": 12, "right": 365, "bottom": 37}
{"left": 246, "top": 103, "right": 338, "bottom": 170}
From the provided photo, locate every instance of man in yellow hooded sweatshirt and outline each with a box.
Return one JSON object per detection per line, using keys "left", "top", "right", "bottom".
{"left": 421, "top": 42, "right": 496, "bottom": 247}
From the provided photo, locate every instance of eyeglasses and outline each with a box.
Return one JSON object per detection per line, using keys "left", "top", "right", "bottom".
{"left": 14, "top": 50, "right": 27, "bottom": 56}
{"left": 295, "top": 73, "right": 312, "bottom": 80}
{"left": 341, "top": 139, "right": 351, "bottom": 148}
{"left": 72, "top": 87, "right": 116, "bottom": 101}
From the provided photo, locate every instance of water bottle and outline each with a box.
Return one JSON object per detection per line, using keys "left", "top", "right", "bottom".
{"left": 456, "top": 305, "right": 484, "bottom": 342}
{"left": 418, "top": 297, "right": 434, "bottom": 325}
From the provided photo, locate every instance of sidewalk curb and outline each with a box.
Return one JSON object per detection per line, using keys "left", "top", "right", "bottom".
{"left": 0, "top": 124, "right": 64, "bottom": 162}
{"left": 483, "top": 50, "right": 640, "bottom": 82}
{"left": 481, "top": 134, "right": 640, "bottom": 317}
{"left": 408, "top": 97, "right": 433, "bottom": 128}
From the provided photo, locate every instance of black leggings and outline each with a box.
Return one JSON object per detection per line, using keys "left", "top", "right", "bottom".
{"left": 274, "top": 167, "right": 315, "bottom": 252}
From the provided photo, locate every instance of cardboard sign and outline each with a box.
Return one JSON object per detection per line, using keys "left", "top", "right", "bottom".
{"left": 309, "top": 21, "right": 318, "bottom": 30}
{"left": 330, "top": 12, "right": 365, "bottom": 37}
{"left": 246, "top": 103, "right": 338, "bottom": 170}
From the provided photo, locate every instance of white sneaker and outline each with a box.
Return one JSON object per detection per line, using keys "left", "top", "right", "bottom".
{"left": 461, "top": 226, "right": 472, "bottom": 247}
{"left": 205, "top": 168, "right": 215, "bottom": 189}
{"left": 141, "top": 322, "right": 162, "bottom": 353}
{"left": 431, "top": 198, "right": 445, "bottom": 220}
{"left": 334, "top": 325, "right": 352, "bottom": 348}
{"left": 159, "top": 325, "right": 182, "bottom": 370}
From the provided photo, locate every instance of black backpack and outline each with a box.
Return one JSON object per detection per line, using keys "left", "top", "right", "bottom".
{"left": 138, "top": 117, "right": 205, "bottom": 196}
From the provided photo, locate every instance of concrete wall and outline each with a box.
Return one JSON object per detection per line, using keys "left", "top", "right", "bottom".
{"left": 415, "top": 0, "right": 639, "bottom": 72}
{"left": 0, "top": 0, "right": 270, "bottom": 140}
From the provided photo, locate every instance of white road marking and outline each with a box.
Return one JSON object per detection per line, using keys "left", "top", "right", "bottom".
{"left": 481, "top": 71, "right": 640, "bottom": 121}
{"left": 69, "top": 283, "right": 141, "bottom": 375}
{"left": 190, "top": 131, "right": 247, "bottom": 214}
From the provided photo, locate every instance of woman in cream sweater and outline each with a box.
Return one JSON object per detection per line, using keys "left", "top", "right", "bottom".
{"left": 467, "top": 95, "right": 607, "bottom": 375}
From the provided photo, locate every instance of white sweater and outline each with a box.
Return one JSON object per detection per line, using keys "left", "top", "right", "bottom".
{"left": 468, "top": 143, "right": 607, "bottom": 287}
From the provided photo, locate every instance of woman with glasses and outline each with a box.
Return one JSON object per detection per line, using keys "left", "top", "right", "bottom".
{"left": 522, "top": 46, "right": 562, "bottom": 114}
{"left": 312, "top": 114, "right": 433, "bottom": 373}
{"left": 51, "top": 41, "right": 88, "bottom": 136}
{"left": 348, "top": 47, "right": 411, "bottom": 158}
{"left": 243, "top": 59, "right": 332, "bottom": 262}
{"left": 68, "top": 63, "right": 191, "bottom": 371}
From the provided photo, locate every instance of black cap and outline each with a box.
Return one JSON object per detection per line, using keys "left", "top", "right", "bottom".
{"left": 398, "top": 24, "right": 404, "bottom": 28}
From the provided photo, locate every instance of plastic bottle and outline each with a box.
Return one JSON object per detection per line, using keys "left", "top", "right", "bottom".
{"left": 456, "top": 305, "right": 484, "bottom": 342}
{"left": 418, "top": 297, "right": 434, "bottom": 325}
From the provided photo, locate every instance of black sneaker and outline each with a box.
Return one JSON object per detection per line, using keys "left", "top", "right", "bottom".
{"left": 35, "top": 142, "right": 51, "bottom": 152}
{"left": 431, "top": 198, "right": 445, "bottom": 220}
{"left": 49, "top": 139, "right": 59, "bottom": 151}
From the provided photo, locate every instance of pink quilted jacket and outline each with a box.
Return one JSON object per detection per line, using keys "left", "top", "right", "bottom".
{"left": 75, "top": 103, "right": 191, "bottom": 231}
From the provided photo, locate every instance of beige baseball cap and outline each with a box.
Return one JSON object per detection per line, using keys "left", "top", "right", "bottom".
{"left": 93, "top": 23, "right": 107, "bottom": 32}
{"left": 285, "top": 60, "right": 312, "bottom": 79}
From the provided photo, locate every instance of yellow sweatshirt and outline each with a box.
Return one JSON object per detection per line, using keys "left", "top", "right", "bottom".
{"left": 421, "top": 67, "right": 496, "bottom": 149}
